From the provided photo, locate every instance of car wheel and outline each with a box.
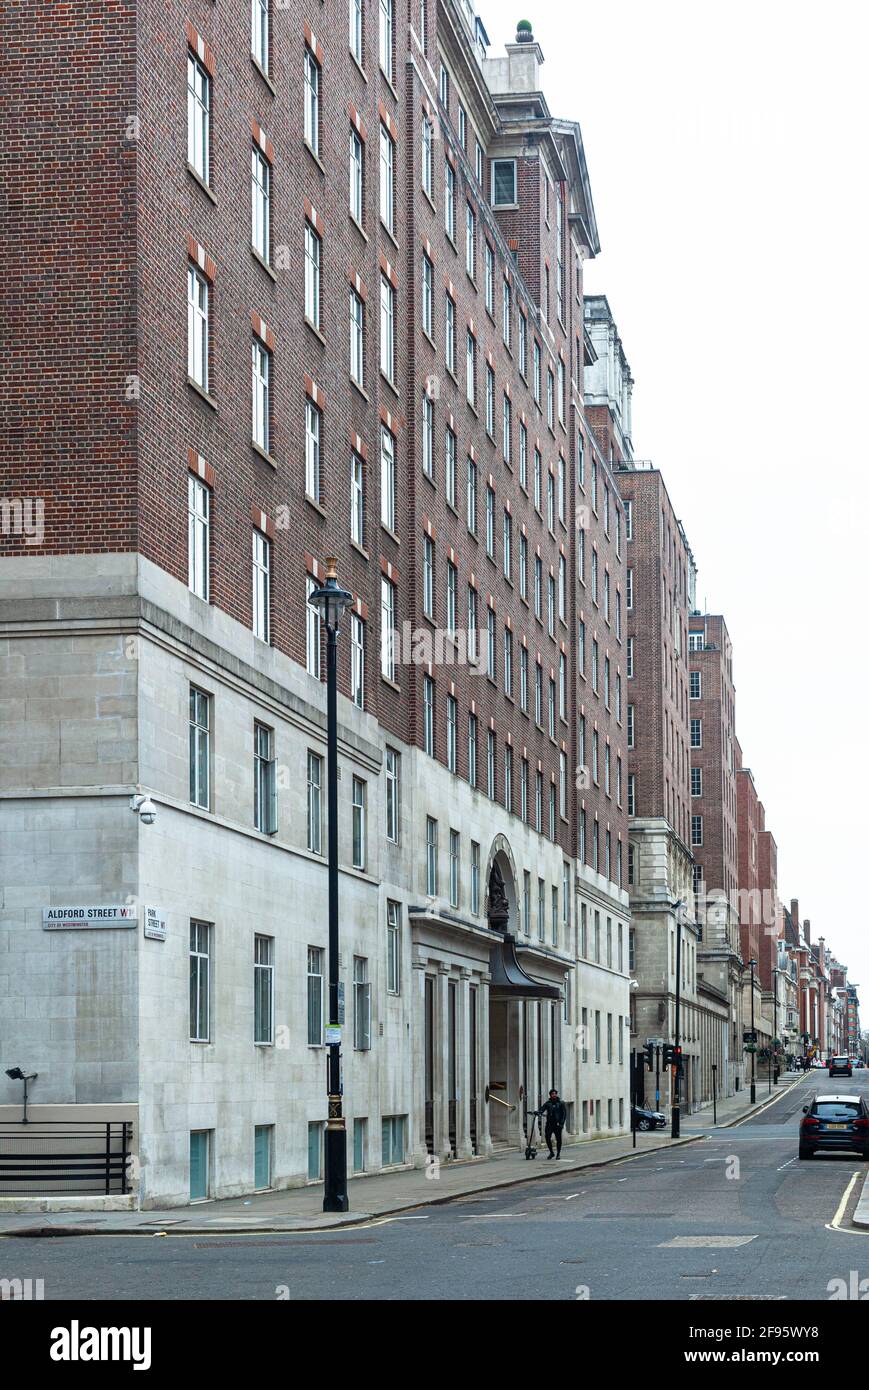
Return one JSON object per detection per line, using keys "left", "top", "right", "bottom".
{"left": 798, "top": 1146, "right": 814, "bottom": 1160}
{"left": 637, "top": 1118, "right": 650, "bottom": 1131}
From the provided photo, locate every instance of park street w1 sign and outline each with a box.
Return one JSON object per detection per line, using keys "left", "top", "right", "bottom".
{"left": 43, "top": 905, "right": 137, "bottom": 930}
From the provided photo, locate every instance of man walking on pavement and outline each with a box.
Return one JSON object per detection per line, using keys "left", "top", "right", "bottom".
{"left": 539, "top": 1089, "right": 567, "bottom": 1158}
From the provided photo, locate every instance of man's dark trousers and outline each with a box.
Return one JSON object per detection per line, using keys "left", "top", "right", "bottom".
{"left": 545, "top": 1122, "right": 563, "bottom": 1157}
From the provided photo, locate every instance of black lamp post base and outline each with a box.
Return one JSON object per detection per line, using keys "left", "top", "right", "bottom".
{"left": 323, "top": 1126, "right": 349, "bottom": 1213}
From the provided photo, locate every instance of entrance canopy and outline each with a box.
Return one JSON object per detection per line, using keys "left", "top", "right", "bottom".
{"left": 489, "top": 933, "right": 562, "bottom": 1002}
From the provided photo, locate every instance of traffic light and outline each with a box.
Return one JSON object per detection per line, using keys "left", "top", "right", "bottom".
{"left": 662, "top": 1044, "right": 674, "bottom": 1066}
{"left": 644, "top": 1043, "right": 654, "bottom": 1072}
{"left": 673, "top": 1045, "right": 683, "bottom": 1072}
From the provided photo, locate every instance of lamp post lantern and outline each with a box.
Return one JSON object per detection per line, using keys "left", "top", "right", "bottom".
{"left": 308, "top": 557, "right": 354, "bottom": 1213}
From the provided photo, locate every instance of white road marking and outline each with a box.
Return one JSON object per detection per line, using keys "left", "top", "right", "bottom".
{"left": 831, "top": 1171, "right": 861, "bottom": 1230}
{"left": 776, "top": 1157, "right": 797, "bottom": 1172}
{"left": 659, "top": 1235, "right": 758, "bottom": 1249}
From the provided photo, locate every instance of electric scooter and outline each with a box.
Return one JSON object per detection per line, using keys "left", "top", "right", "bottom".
{"left": 524, "top": 1108, "right": 540, "bottom": 1159}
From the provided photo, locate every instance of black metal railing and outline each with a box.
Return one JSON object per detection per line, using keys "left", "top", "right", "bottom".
{"left": 0, "top": 1121, "right": 132, "bottom": 1195}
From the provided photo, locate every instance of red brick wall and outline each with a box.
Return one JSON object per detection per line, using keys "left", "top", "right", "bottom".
{"left": 0, "top": 0, "right": 138, "bottom": 555}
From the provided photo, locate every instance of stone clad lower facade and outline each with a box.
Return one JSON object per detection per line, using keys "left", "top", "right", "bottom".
{"left": 0, "top": 554, "right": 631, "bottom": 1204}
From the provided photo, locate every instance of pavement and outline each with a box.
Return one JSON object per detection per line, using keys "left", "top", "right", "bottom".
{"left": 0, "top": 1071, "right": 814, "bottom": 1237}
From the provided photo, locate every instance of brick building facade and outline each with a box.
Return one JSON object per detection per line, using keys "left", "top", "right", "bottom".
{"left": 0, "top": 2, "right": 632, "bottom": 1203}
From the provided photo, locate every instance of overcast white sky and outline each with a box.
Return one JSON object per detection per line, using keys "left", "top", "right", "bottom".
{"left": 485, "top": 1, "right": 869, "bottom": 989}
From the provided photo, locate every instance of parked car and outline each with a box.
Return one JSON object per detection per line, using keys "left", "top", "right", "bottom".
{"left": 799, "top": 1094, "right": 869, "bottom": 1160}
{"left": 632, "top": 1105, "right": 666, "bottom": 1132}
{"left": 828, "top": 1056, "right": 853, "bottom": 1078}
{"left": 850, "top": 1058, "right": 865, "bottom": 1070}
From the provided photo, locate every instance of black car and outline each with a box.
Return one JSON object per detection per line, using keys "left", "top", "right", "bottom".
{"left": 632, "top": 1104, "right": 666, "bottom": 1132}
{"left": 799, "top": 1094, "right": 869, "bottom": 1160}
{"left": 828, "top": 1055, "right": 853, "bottom": 1078}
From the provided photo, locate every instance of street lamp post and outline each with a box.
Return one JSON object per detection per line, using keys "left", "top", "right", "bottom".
{"left": 308, "top": 557, "right": 354, "bottom": 1214}
{"left": 671, "top": 899, "right": 684, "bottom": 1140}
{"left": 749, "top": 957, "right": 757, "bottom": 1105}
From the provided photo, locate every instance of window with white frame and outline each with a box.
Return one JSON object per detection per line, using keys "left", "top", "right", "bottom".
{"left": 503, "top": 626, "right": 513, "bottom": 696}
{"left": 487, "top": 728, "right": 496, "bottom": 799}
{"left": 187, "top": 52, "right": 210, "bottom": 182}
{"left": 380, "top": 275, "right": 395, "bottom": 381}
{"left": 353, "top": 956, "right": 371, "bottom": 1049}
{"left": 484, "top": 241, "right": 494, "bottom": 314}
{"left": 350, "top": 287, "right": 364, "bottom": 386}
{"left": 421, "top": 253, "right": 433, "bottom": 338}
{"left": 189, "top": 920, "right": 211, "bottom": 1041}
{"left": 467, "top": 711, "right": 477, "bottom": 788}
{"left": 350, "top": 452, "right": 365, "bottom": 548}
{"left": 690, "top": 717, "right": 702, "bottom": 748}
{"left": 503, "top": 394, "right": 512, "bottom": 463}
{"left": 446, "top": 559, "right": 457, "bottom": 634}
{"left": 252, "top": 530, "right": 270, "bottom": 642}
{"left": 187, "top": 265, "right": 209, "bottom": 390}
{"left": 254, "top": 721, "right": 277, "bottom": 834}
{"left": 446, "top": 693, "right": 457, "bottom": 772}
{"left": 691, "top": 814, "right": 703, "bottom": 847}
{"left": 690, "top": 670, "right": 701, "bottom": 699}
{"left": 252, "top": 338, "right": 270, "bottom": 453}
{"left": 503, "top": 278, "right": 512, "bottom": 347}
{"left": 691, "top": 766, "right": 702, "bottom": 797}
{"left": 304, "top": 47, "right": 320, "bottom": 156}
{"left": 379, "top": 123, "right": 394, "bottom": 231}
{"left": 307, "top": 751, "right": 322, "bottom": 854}
{"left": 425, "top": 816, "right": 438, "bottom": 895}
{"left": 385, "top": 748, "right": 400, "bottom": 842}
{"left": 485, "top": 484, "right": 495, "bottom": 556}
{"left": 305, "top": 398, "right": 320, "bottom": 501}
{"left": 351, "top": 776, "right": 367, "bottom": 870}
{"left": 307, "top": 945, "right": 324, "bottom": 1045}
{"left": 445, "top": 292, "right": 456, "bottom": 373}
{"left": 349, "top": 0, "right": 363, "bottom": 65}
{"left": 627, "top": 773, "right": 636, "bottom": 817}
{"left": 423, "top": 533, "right": 434, "bottom": 617}
{"left": 350, "top": 127, "right": 364, "bottom": 223}
{"left": 444, "top": 160, "right": 456, "bottom": 240}
{"left": 381, "top": 575, "right": 395, "bottom": 680}
{"left": 465, "top": 203, "right": 476, "bottom": 278}
{"left": 466, "top": 330, "right": 476, "bottom": 406}
{"left": 467, "top": 583, "right": 478, "bottom": 663}
{"left": 486, "top": 605, "right": 496, "bottom": 679}
{"left": 471, "top": 842, "right": 480, "bottom": 914}
{"left": 422, "top": 393, "right": 434, "bottom": 478}
{"left": 421, "top": 115, "right": 433, "bottom": 197}
{"left": 466, "top": 456, "right": 477, "bottom": 533}
{"left": 520, "top": 645, "right": 528, "bottom": 712}
{"left": 251, "top": 146, "right": 270, "bottom": 261}
{"left": 306, "top": 576, "right": 321, "bottom": 678}
{"left": 423, "top": 674, "right": 434, "bottom": 754}
{"left": 449, "top": 829, "right": 460, "bottom": 908}
{"left": 445, "top": 426, "right": 456, "bottom": 507}
{"left": 379, "top": 0, "right": 394, "bottom": 82}
{"left": 380, "top": 425, "right": 395, "bottom": 531}
{"left": 254, "top": 935, "right": 274, "bottom": 1044}
{"left": 304, "top": 221, "right": 321, "bottom": 327}
{"left": 386, "top": 900, "right": 401, "bottom": 992}
{"left": 188, "top": 475, "right": 209, "bottom": 600}
{"left": 503, "top": 509, "right": 512, "bottom": 579}
{"left": 519, "top": 533, "right": 527, "bottom": 599}
{"left": 351, "top": 613, "right": 365, "bottom": 709}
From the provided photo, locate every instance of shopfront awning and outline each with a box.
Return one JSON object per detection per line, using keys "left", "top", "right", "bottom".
{"left": 489, "top": 933, "right": 562, "bottom": 1002}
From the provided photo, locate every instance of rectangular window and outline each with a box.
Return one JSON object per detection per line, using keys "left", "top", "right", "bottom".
{"left": 189, "top": 920, "right": 211, "bottom": 1042}
{"left": 426, "top": 817, "right": 438, "bottom": 895}
{"left": 254, "top": 934, "right": 274, "bottom": 1044}
{"left": 487, "top": 729, "right": 496, "bottom": 799}
{"left": 252, "top": 529, "right": 270, "bottom": 642}
{"left": 423, "top": 674, "right": 435, "bottom": 755}
{"left": 503, "top": 278, "right": 512, "bottom": 348}
{"left": 350, "top": 288, "right": 365, "bottom": 386}
{"left": 492, "top": 159, "right": 516, "bottom": 206}
{"left": 307, "top": 751, "right": 323, "bottom": 853}
{"left": 307, "top": 576, "right": 322, "bottom": 678}
{"left": 190, "top": 1130, "right": 211, "bottom": 1202}
{"left": 467, "top": 458, "right": 477, "bottom": 533}
{"left": 304, "top": 222, "right": 321, "bottom": 327}
{"left": 188, "top": 475, "right": 210, "bottom": 600}
{"left": 421, "top": 114, "right": 433, "bottom": 197}
{"left": 254, "top": 721, "right": 277, "bottom": 834}
{"left": 422, "top": 393, "right": 434, "bottom": 479}
{"left": 445, "top": 293, "right": 456, "bottom": 374}
{"left": 538, "top": 878, "right": 546, "bottom": 942}
{"left": 467, "top": 711, "right": 478, "bottom": 789}
{"left": 690, "top": 718, "right": 702, "bottom": 749}
{"left": 350, "top": 0, "right": 363, "bottom": 65}
{"left": 353, "top": 956, "right": 371, "bottom": 1050}
{"left": 380, "top": 425, "right": 395, "bottom": 531}
{"left": 423, "top": 533, "right": 434, "bottom": 617}
{"left": 382, "top": 1115, "right": 406, "bottom": 1167}
{"left": 444, "top": 161, "right": 456, "bottom": 240}
{"left": 308, "top": 1122, "right": 323, "bottom": 1180}
{"left": 466, "top": 330, "right": 476, "bottom": 407}
{"left": 381, "top": 576, "right": 395, "bottom": 680}
{"left": 252, "top": 339, "right": 270, "bottom": 453}
{"left": 189, "top": 686, "right": 210, "bottom": 809}
{"left": 350, "top": 128, "right": 364, "bottom": 224}
{"left": 445, "top": 426, "right": 456, "bottom": 506}
{"left": 387, "top": 900, "right": 401, "bottom": 993}
{"left": 446, "top": 692, "right": 457, "bottom": 771}
{"left": 691, "top": 814, "right": 703, "bottom": 847}
{"left": 304, "top": 48, "right": 320, "bottom": 157}
{"left": 351, "top": 612, "right": 365, "bottom": 709}
{"left": 187, "top": 265, "right": 209, "bottom": 390}
{"left": 421, "top": 252, "right": 433, "bottom": 338}
{"left": 465, "top": 204, "right": 476, "bottom": 279}
{"left": 251, "top": 147, "right": 270, "bottom": 261}
{"left": 380, "top": 275, "right": 395, "bottom": 381}
{"left": 307, "top": 945, "right": 324, "bottom": 1045}
{"left": 385, "top": 748, "right": 400, "bottom": 843}
{"left": 350, "top": 450, "right": 365, "bottom": 546}
{"left": 484, "top": 241, "right": 494, "bottom": 314}
{"left": 379, "top": 0, "right": 394, "bottom": 82}
{"left": 449, "top": 829, "right": 460, "bottom": 907}
{"left": 627, "top": 773, "right": 636, "bottom": 817}
{"left": 691, "top": 766, "right": 703, "bottom": 797}
{"left": 187, "top": 53, "right": 210, "bottom": 182}
{"left": 471, "top": 842, "right": 480, "bottom": 915}
{"left": 519, "top": 313, "right": 528, "bottom": 378}
{"left": 690, "top": 670, "right": 701, "bottom": 699}
{"left": 379, "top": 124, "right": 394, "bottom": 232}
